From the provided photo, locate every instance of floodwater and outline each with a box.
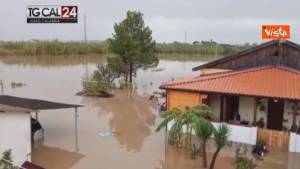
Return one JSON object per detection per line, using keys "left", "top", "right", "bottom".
{"left": 0, "top": 55, "right": 298, "bottom": 169}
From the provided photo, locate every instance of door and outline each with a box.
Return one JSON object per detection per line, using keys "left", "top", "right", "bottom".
{"left": 221, "top": 95, "right": 239, "bottom": 122}
{"left": 267, "top": 99, "right": 284, "bottom": 130}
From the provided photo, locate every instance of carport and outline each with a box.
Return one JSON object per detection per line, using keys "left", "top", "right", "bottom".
{"left": 0, "top": 95, "right": 82, "bottom": 167}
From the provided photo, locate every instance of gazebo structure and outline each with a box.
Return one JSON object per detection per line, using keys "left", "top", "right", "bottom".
{"left": 160, "top": 40, "right": 300, "bottom": 152}
{"left": 0, "top": 95, "right": 82, "bottom": 167}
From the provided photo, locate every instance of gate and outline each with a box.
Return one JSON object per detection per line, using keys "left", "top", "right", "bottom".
{"left": 257, "top": 128, "right": 290, "bottom": 151}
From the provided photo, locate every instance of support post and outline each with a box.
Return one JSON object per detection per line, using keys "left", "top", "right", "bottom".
{"left": 35, "top": 111, "right": 38, "bottom": 120}
{"left": 165, "top": 125, "right": 168, "bottom": 168}
{"left": 253, "top": 98, "right": 258, "bottom": 125}
{"left": 75, "top": 107, "right": 79, "bottom": 152}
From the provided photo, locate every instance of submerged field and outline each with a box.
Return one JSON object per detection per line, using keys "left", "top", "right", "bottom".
{"left": 0, "top": 55, "right": 297, "bottom": 169}
{"left": 0, "top": 41, "right": 251, "bottom": 57}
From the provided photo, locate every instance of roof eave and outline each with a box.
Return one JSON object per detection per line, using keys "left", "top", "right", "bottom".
{"left": 192, "top": 40, "right": 281, "bottom": 71}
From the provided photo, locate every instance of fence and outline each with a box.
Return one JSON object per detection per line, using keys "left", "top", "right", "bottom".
{"left": 257, "top": 128, "right": 290, "bottom": 151}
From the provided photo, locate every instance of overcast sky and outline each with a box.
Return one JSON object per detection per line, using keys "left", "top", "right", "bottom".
{"left": 0, "top": 0, "right": 299, "bottom": 44}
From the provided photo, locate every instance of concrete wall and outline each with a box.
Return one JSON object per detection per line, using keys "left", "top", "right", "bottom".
{"left": 167, "top": 120, "right": 257, "bottom": 145}
{"left": 0, "top": 112, "right": 31, "bottom": 165}
{"left": 212, "top": 122, "right": 257, "bottom": 145}
{"left": 289, "top": 133, "right": 300, "bottom": 153}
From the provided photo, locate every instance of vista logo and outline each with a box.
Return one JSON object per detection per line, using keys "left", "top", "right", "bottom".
{"left": 262, "top": 25, "right": 290, "bottom": 40}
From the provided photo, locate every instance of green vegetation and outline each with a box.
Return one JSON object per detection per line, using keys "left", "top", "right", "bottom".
{"left": 156, "top": 104, "right": 231, "bottom": 169}
{"left": 0, "top": 41, "right": 109, "bottom": 56}
{"left": 108, "top": 10, "right": 158, "bottom": 84}
{"left": 11, "top": 82, "right": 26, "bottom": 89}
{"left": 235, "top": 146, "right": 256, "bottom": 169}
{"left": 156, "top": 104, "right": 216, "bottom": 156}
{"left": 210, "top": 124, "right": 231, "bottom": 169}
{"left": 156, "top": 40, "right": 253, "bottom": 56}
{"left": 81, "top": 58, "right": 121, "bottom": 95}
{"left": 195, "top": 116, "right": 214, "bottom": 168}
{"left": 0, "top": 149, "right": 17, "bottom": 169}
{"left": 236, "top": 157, "right": 256, "bottom": 169}
{"left": 0, "top": 40, "right": 254, "bottom": 58}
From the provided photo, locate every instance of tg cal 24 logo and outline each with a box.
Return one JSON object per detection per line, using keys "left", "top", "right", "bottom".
{"left": 27, "top": 5, "right": 78, "bottom": 23}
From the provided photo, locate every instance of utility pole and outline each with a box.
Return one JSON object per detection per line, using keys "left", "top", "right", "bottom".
{"left": 184, "top": 31, "right": 187, "bottom": 43}
{"left": 84, "top": 14, "right": 87, "bottom": 42}
{"left": 0, "top": 80, "right": 3, "bottom": 95}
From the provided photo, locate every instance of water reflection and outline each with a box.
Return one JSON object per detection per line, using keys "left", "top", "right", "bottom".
{"left": 32, "top": 146, "right": 84, "bottom": 169}
{"left": 81, "top": 90, "right": 157, "bottom": 152}
{"left": 0, "top": 55, "right": 106, "bottom": 67}
{"left": 0, "top": 55, "right": 212, "bottom": 169}
{"left": 157, "top": 142, "right": 294, "bottom": 169}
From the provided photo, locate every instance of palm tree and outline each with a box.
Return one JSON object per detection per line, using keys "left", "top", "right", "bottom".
{"left": 156, "top": 108, "right": 183, "bottom": 147}
{"left": 183, "top": 104, "right": 216, "bottom": 156}
{"left": 195, "top": 121, "right": 213, "bottom": 168}
{"left": 190, "top": 104, "right": 216, "bottom": 167}
{"left": 156, "top": 104, "right": 217, "bottom": 156}
{"left": 190, "top": 104, "right": 217, "bottom": 120}
{"left": 209, "top": 124, "right": 230, "bottom": 169}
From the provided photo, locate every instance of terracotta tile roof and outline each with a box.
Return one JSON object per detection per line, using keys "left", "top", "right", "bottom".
{"left": 160, "top": 66, "right": 300, "bottom": 100}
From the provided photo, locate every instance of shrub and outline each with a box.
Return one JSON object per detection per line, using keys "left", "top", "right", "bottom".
{"left": 0, "top": 149, "right": 17, "bottom": 169}
{"left": 82, "top": 76, "right": 109, "bottom": 94}
{"left": 236, "top": 156, "right": 256, "bottom": 169}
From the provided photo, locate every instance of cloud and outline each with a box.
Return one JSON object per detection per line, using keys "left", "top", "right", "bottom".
{"left": 0, "top": 0, "right": 299, "bottom": 43}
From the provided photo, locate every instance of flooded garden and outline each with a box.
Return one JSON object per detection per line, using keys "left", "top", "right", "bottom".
{"left": 0, "top": 55, "right": 298, "bottom": 169}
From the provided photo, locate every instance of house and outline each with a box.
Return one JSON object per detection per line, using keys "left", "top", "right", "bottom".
{"left": 160, "top": 40, "right": 300, "bottom": 152}
{"left": 0, "top": 95, "right": 81, "bottom": 167}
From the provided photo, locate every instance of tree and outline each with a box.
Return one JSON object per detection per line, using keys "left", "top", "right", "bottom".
{"left": 191, "top": 104, "right": 216, "bottom": 168}
{"left": 108, "top": 11, "right": 158, "bottom": 85}
{"left": 182, "top": 105, "right": 216, "bottom": 156}
{"left": 156, "top": 108, "right": 183, "bottom": 147}
{"left": 209, "top": 124, "right": 230, "bottom": 169}
{"left": 93, "top": 57, "right": 123, "bottom": 87}
{"left": 156, "top": 104, "right": 217, "bottom": 157}
{"left": 195, "top": 121, "right": 213, "bottom": 168}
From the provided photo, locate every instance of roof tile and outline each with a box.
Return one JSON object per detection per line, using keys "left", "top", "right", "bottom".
{"left": 160, "top": 66, "right": 300, "bottom": 100}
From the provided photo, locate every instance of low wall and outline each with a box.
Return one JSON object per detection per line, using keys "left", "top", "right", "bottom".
{"left": 167, "top": 121, "right": 257, "bottom": 145}
{"left": 0, "top": 112, "right": 31, "bottom": 165}
{"left": 212, "top": 122, "right": 257, "bottom": 145}
{"left": 289, "top": 133, "right": 300, "bottom": 153}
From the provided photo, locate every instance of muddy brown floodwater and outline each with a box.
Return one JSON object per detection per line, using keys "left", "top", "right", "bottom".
{"left": 0, "top": 55, "right": 298, "bottom": 169}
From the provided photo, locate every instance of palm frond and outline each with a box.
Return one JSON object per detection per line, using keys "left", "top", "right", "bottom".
{"left": 213, "top": 123, "right": 231, "bottom": 148}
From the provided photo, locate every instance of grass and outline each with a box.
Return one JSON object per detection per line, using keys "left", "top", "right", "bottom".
{"left": 0, "top": 40, "right": 252, "bottom": 57}
{"left": 0, "top": 41, "right": 110, "bottom": 56}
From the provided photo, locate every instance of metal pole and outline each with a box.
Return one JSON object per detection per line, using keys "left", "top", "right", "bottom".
{"left": 75, "top": 107, "right": 79, "bottom": 152}
{"left": 165, "top": 124, "right": 168, "bottom": 168}
{"left": 35, "top": 111, "right": 38, "bottom": 120}
{"left": 84, "top": 14, "right": 87, "bottom": 42}
{"left": 0, "top": 80, "right": 3, "bottom": 95}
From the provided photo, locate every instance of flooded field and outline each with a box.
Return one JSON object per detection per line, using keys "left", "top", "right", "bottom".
{"left": 0, "top": 55, "right": 298, "bottom": 169}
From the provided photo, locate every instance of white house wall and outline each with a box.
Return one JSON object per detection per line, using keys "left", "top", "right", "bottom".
{"left": 289, "top": 133, "right": 300, "bottom": 153}
{"left": 167, "top": 120, "right": 257, "bottom": 145}
{"left": 0, "top": 112, "right": 31, "bottom": 166}
{"left": 238, "top": 97, "right": 255, "bottom": 123}
{"left": 256, "top": 98, "right": 268, "bottom": 126}
{"left": 212, "top": 122, "right": 257, "bottom": 145}
{"left": 283, "top": 101, "right": 300, "bottom": 131}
